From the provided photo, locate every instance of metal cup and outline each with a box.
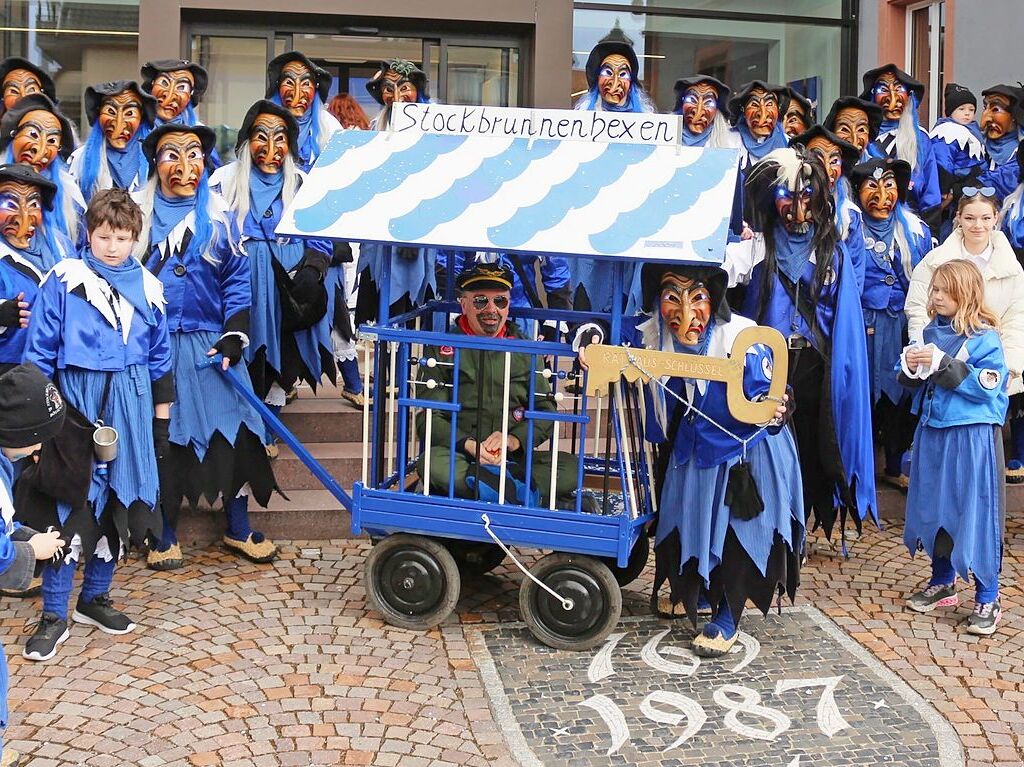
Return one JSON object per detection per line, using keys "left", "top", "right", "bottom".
{"left": 93, "top": 423, "right": 119, "bottom": 462}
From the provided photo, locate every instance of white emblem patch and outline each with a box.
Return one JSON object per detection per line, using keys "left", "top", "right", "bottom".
{"left": 761, "top": 356, "right": 773, "bottom": 381}
{"left": 979, "top": 369, "right": 1001, "bottom": 390}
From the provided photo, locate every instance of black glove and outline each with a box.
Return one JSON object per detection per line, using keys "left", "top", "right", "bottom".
{"left": 331, "top": 241, "right": 354, "bottom": 266}
{"left": 152, "top": 417, "right": 171, "bottom": 461}
{"left": 291, "top": 265, "right": 323, "bottom": 304}
{"left": 212, "top": 333, "right": 244, "bottom": 366}
{"left": 397, "top": 246, "right": 418, "bottom": 262}
{"left": 0, "top": 299, "right": 21, "bottom": 328}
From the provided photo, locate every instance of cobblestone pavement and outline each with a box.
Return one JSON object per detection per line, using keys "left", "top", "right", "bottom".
{"left": 0, "top": 511, "right": 1022, "bottom": 767}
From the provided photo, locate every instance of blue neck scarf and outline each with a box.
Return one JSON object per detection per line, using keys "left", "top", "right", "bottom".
{"left": 249, "top": 166, "right": 284, "bottom": 220}
{"left": 106, "top": 140, "right": 141, "bottom": 189}
{"left": 82, "top": 248, "right": 155, "bottom": 326}
{"left": 862, "top": 212, "right": 897, "bottom": 268}
{"left": 923, "top": 314, "right": 970, "bottom": 357}
{"left": 773, "top": 223, "right": 814, "bottom": 283}
{"left": 737, "top": 121, "right": 788, "bottom": 161}
{"left": 681, "top": 123, "right": 711, "bottom": 147}
{"left": 986, "top": 132, "right": 1018, "bottom": 165}
{"left": 150, "top": 189, "right": 195, "bottom": 248}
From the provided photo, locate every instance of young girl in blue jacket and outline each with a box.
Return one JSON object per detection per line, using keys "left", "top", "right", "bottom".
{"left": 899, "top": 259, "right": 1008, "bottom": 635}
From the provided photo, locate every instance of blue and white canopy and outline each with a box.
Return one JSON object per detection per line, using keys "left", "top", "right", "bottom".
{"left": 277, "top": 114, "right": 739, "bottom": 264}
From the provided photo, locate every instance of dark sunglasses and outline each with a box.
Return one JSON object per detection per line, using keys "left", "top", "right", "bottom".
{"left": 962, "top": 186, "right": 996, "bottom": 198}
{"left": 471, "top": 295, "right": 509, "bottom": 310}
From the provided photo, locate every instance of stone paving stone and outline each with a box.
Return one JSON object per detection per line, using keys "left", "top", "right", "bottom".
{"left": 0, "top": 513, "right": 1017, "bottom": 765}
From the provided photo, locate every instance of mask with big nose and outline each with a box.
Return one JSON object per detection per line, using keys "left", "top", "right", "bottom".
{"left": 0, "top": 181, "right": 43, "bottom": 250}
{"left": 597, "top": 54, "right": 632, "bottom": 108}
{"left": 155, "top": 131, "right": 205, "bottom": 198}
{"left": 249, "top": 113, "right": 289, "bottom": 173}
{"left": 775, "top": 164, "right": 815, "bottom": 234}
{"left": 682, "top": 82, "right": 719, "bottom": 135}
{"left": 98, "top": 91, "right": 143, "bottom": 149}
{"left": 858, "top": 168, "right": 899, "bottom": 221}
{"left": 871, "top": 72, "right": 909, "bottom": 121}
{"left": 659, "top": 274, "right": 712, "bottom": 347}
{"left": 151, "top": 69, "right": 194, "bottom": 122}
{"left": 11, "top": 109, "right": 62, "bottom": 173}
{"left": 743, "top": 87, "right": 780, "bottom": 139}
{"left": 278, "top": 61, "right": 315, "bottom": 117}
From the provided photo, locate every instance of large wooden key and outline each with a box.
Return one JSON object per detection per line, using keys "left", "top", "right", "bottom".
{"left": 583, "top": 326, "right": 790, "bottom": 424}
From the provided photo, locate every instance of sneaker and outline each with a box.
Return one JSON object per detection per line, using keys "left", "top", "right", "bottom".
{"left": 72, "top": 594, "right": 136, "bottom": 635}
{"left": 23, "top": 612, "right": 69, "bottom": 661}
{"left": 907, "top": 583, "right": 959, "bottom": 613}
{"left": 965, "top": 600, "right": 1002, "bottom": 636}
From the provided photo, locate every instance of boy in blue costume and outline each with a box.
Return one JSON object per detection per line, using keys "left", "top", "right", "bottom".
{"left": 136, "top": 123, "right": 278, "bottom": 569}
{"left": 672, "top": 75, "right": 738, "bottom": 150}
{"left": 861, "top": 64, "right": 941, "bottom": 226}
{"left": 726, "top": 146, "right": 877, "bottom": 544}
{"left": 631, "top": 263, "right": 803, "bottom": 657}
{"left": 850, "top": 158, "right": 932, "bottom": 488}
{"left": 18, "top": 189, "right": 173, "bottom": 662}
{"left": 0, "top": 94, "right": 84, "bottom": 248}
{"left": 211, "top": 100, "right": 336, "bottom": 414}
{"left": 0, "top": 363, "right": 69, "bottom": 765}
{"left": 929, "top": 83, "right": 986, "bottom": 240}
{"left": 69, "top": 80, "right": 156, "bottom": 200}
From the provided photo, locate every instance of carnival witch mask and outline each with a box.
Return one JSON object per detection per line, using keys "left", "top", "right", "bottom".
{"left": 150, "top": 69, "right": 194, "bottom": 122}
{"left": 858, "top": 168, "right": 898, "bottom": 220}
{"left": 380, "top": 62, "right": 420, "bottom": 106}
{"left": 249, "top": 113, "right": 289, "bottom": 173}
{"left": 871, "top": 72, "right": 909, "bottom": 121}
{"left": 155, "top": 131, "right": 204, "bottom": 197}
{"left": 682, "top": 82, "right": 719, "bottom": 135}
{"left": 99, "top": 91, "right": 144, "bottom": 149}
{"left": 598, "top": 54, "right": 632, "bottom": 109}
{"left": 806, "top": 136, "right": 846, "bottom": 190}
{"left": 981, "top": 91, "right": 1018, "bottom": 140}
{"left": 832, "top": 107, "right": 871, "bottom": 152}
{"left": 783, "top": 91, "right": 812, "bottom": 139}
{"left": 278, "top": 60, "right": 315, "bottom": 117}
{"left": 10, "top": 109, "right": 63, "bottom": 172}
{"left": 659, "top": 273, "right": 712, "bottom": 347}
{"left": 0, "top": 181, "right": 43, "bottom": 249}
{"left": 743, "top": 87, "right": 780, "bottom": 139}
{"left": 2, "top": 70, "right": 43, "bottom": 112}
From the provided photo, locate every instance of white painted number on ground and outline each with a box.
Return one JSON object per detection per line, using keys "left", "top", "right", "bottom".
{"left": 775, "top": 676, "right": 850, "bottom": 737}
{"left": 639, "top": 690, "right": 707, "bottom": 752}
{"left": 714, "top": 684, "right": 792, "bottom": 741}
{"left": 581, "top": 694, "right": 629, "bottom": 756}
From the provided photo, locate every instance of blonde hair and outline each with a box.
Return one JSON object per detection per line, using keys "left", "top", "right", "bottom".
{"left": 927, "top": 259, "right": 1000, "bottom": 335}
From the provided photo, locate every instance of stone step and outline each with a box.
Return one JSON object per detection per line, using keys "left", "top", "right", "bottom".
{"left": 272, "top": 442, "right": 364, "bottom": 490}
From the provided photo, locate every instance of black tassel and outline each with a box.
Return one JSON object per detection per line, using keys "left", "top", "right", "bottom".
{"left": 726, "top": 460, "right": 764, "bottom": 521}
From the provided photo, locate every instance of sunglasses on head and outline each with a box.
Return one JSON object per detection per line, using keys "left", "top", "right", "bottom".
{"left": 471, "top": 294, "right": 509, "bottom": 310}
{"left": 962, "top": 186, "right": 996, "bottom": 199}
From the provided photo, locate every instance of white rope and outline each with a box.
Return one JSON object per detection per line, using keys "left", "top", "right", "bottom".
{"left": 481, "top": 513, "right": 573, "bottom": 610}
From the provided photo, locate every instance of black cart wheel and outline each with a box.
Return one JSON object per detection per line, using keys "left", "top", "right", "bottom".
{"left": 600, "top": 532, "right": 650, "bottom": 587}
{"left": 364, "top": 534, "right": 461, "bottom": 630}
{"left": 519, "top": 553, "right": 622, "bottom": 651}
{"left": 443, "top": 540, "right": 507, "bottom": 577}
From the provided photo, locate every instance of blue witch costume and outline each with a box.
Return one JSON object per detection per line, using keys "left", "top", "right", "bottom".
{"left": 1000, "top": 141, "right": 1024, "bottom": 256}
{"left": 632, "top": 265, "right": 803, "bottom": 649}
{"left": 851, "top": 158, "right": 932, "bottom": 481}
{"left": 137, "top": 124, "right": 277, "bottom": 560}
{"left": 899, "top": 317, "right": 1008, "bottom": 605}
{"left": 976, "top": 85, "right": 1024, "bottom": 200}
{"left": 210, "top": 101, "right": 336, "bottom": 402}
{"left": 68, "top": 81, "right": 156, "bottom": 201}
{"left": 0, "top": 93, "right": 86, "bottom": 248}
{"left": 736, "top": 148, "right": 877, "bottom": 542}
{"left": 140, "top": 59, "right": 222, "bottom": 169}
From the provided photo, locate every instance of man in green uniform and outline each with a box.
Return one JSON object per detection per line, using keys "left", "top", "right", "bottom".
{"left": 416, "top": 263, "right": 578, "bottom": 506}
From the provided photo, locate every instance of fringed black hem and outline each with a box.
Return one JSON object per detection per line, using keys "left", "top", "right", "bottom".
{"left": 279, "top": 332, "right": 336, "bottom": 393}
{"left": 15, "top": 496, "right": 161, "bottom": 561}
{"left": 332, "top": 282, "right": 354, "bottom": 343}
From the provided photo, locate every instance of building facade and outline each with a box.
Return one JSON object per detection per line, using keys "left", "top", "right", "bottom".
{"left": 0, "top": 0, "right": 1014, "bottom": 158}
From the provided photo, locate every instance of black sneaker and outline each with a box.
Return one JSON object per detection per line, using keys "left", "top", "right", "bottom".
{"left": 72, "top": 593, "right": 136, "bottom": 635}
{"left": 906, "top": 583, "right": 959, "bottom": 613}
{"left": 23, "top": 612, "right": 69, "bottom": 661}
{"left": 965, "top": 600, "right": 1002, "bottom": 636}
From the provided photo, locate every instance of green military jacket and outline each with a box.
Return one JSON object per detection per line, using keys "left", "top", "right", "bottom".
{"left": 415, "top": 322, "right": 556, "bottom": 454}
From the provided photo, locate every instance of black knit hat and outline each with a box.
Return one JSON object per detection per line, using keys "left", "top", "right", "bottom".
{"left": 456, "top": 263, "right": 513, "bottom": 292}
{"left": 943, "top": 83, "right": 977, "bottom": 117}
{"left": 0, "top": 162, "right": 56, "bottom": 208}
{"left": 640, "top": 263, "right": 731, "bottom": 322}
{"left": 672, "top": 75, "right": 731, "bottom": 119}
{"left": 0, "top": 94, "right": 74, "bottom": 160}
{"left": 727, "top": 81, "right": 791, "bottom": 127}
{"left": 141, "top": 59, "right": 209, "bottom": 105}
{"left": 365, "top": 60, "right": 429, "bottom": 106}
{"left": 141, "top": 123, "right": 217, "bottom": 175}
{"left": 822, "top": 96, "right": 884, "bottom": 144}
{"left": 83, "top": 80, "right": 157, "bottom": 127}
{"left": 266, "top": 51, "right": 332, "bottom": 104}
{"left": 235, "top": 99, "right": 300, "bottom": 159}
{"left": 789, "top": 125, "right": 860, "bottom": 178}
{"left": 849, "top": 157, "right": 913, "bottom": 203}
{"left": 584, "top": 26, "right": 640, "bottom": 91}
{"left": 0, "top": 363, "right": 65, "bottom": 448}
{"left": 859, "top": 64, "right": 925, "bottom": 103}
{"left": 0, "top": 58, "right": 56, "bottom": 106}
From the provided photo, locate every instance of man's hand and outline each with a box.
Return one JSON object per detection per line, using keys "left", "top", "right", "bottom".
{"left": 578, "top": 345, "right": 589, "bottom": 370}
{"left": 28, "top": 530, "right": 64, "bottom": 560}
{"left": 469, "top": 431, "right": 520, "bottom": 465}
{"left": 769, "top": 393, "right": 789, "bottom": 425}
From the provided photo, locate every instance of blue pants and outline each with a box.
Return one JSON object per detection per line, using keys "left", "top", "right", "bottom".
{"left": 338, "top": 357, "right": 363, "bottom": 394}
{"left": 930, "top": 555, "right": 999, "bottom": 603}
{"left": 41, "top": 556, "right": 117, "bottom": 620}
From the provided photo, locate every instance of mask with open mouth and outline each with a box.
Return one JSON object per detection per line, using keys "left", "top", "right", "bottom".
{"left": 659, "top": 273, "right": 712, "bottom": 347}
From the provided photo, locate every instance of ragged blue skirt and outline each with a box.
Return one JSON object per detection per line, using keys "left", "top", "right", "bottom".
{"left": 905, "top": 423, "right": 1004, "bottom": 590}
{"left": 864, "top": 307, "right": 907, "bottom": 406}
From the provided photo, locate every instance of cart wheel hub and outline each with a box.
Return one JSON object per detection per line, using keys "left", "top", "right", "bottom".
{"left": 377, "top": 547, "right": 447, "bottom": 616}
{"left": 536, "top": 568, "right": 606, "bottom": 637}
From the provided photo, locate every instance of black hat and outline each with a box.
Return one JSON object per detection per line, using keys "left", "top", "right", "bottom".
{"left": 727, "top": 81, "right": 791, "bottom": 127}
{"left": 672, "top": 75, "right": 731, "bottom": 118}
{"left": 785, "top": 87, "right": 815, "bottom": 125}
{"left": 141, "top": 59, "right": 209, "bottom": 105}
{"left": 235, "top": 99, "right": 300, "bottom": 159}
{"left": 0, "top": 94, "right": 74, "bottom": 160}
{"left": 0, "top": 58, "right": 56, "bottom": 106}
{"left": 789, "top": 125, "right": 860, "bottom": 178}
{"left": 944, "top": 82, "right": 977, "bottom": 117}
{"left": 981, "top": 84, "right": 1024, "bottom": 124}
{"left": 456, "top": 263, "right": 513, "bottom": 292}
{"left": 640, "top": 263, "right": 731, "bottom": 322}
{"left": 141, "top": 123, "right": 217, "bottom": 175}
{"left": 365, "top": 59, "right": 429, "bottom": 106}
{"left": 849, "top": 157, "right": 913, "bottom": 203}
{"left": 0, "top": 162, "right": 56, "bottom": 208}
{"left": 859, "top": 64, "right": 925, "bottom": 104}
{"left": 0, "top": 363, "right": 65, "bottom": 448}
{"left": 84, "top": 80, "right": 157, "bottom": 126}
{"left": 822, "top": 96, "right": 884, "bottom": 144}
{"left": 584, "top": 25, "right": 639, "bottom": 91}
{"left": 266, "top": 51, "right": 332, "bottom": 104}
